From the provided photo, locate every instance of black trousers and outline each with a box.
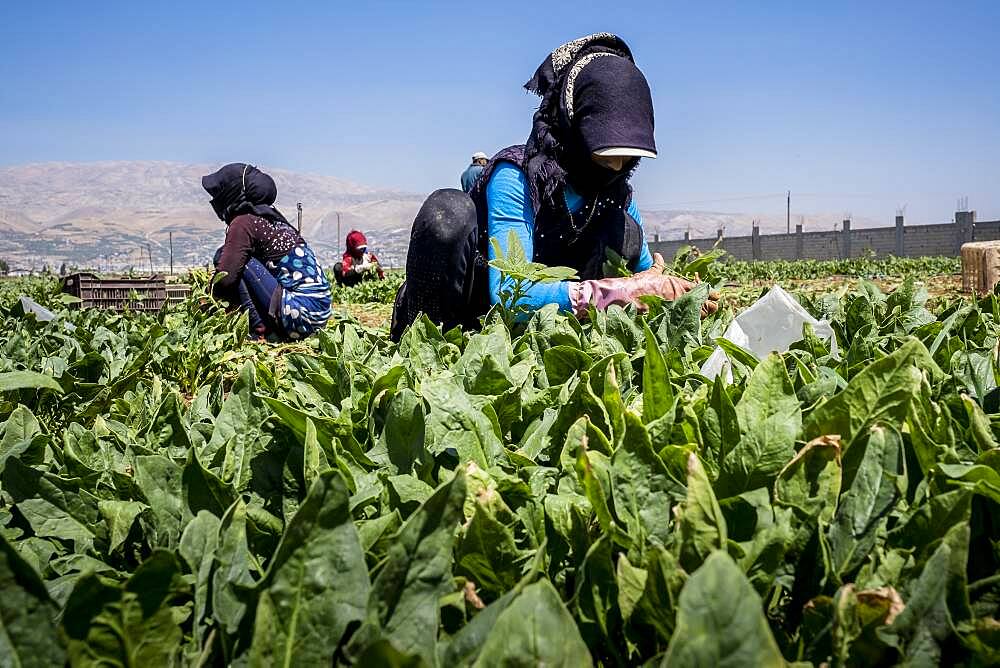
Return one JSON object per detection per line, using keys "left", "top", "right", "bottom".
{"left": 390, "top": 189, "right": 485, "bottom": 341}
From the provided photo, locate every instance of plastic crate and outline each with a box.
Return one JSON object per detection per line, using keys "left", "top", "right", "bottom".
{"left": 61, "top": 272, "right": 167, "bottom": 312}
{"left": 960, "top": 241, "right": 1000, "bottom": 294}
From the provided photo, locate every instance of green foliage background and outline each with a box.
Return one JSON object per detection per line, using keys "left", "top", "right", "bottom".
{"left": 0, "top": 258, "right": 997, "bottom": 667}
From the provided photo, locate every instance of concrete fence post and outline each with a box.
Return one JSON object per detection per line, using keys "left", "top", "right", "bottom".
{"left": 956, "top": 210, "right": 975, "bottom": 253}
{"left": 895, "top": 215, "right": 905, "bottom": 256}
{"left": 751, "top": 224, "right": 761, "bottom": 261}
{"left": 795, "top": 224, "right": 803, "bottom": 259}
{"left": 842, "top": 219, "right": 852, "bottom": 259}
{"left": 683, "top": 230, "right": 690, "bottom": 242}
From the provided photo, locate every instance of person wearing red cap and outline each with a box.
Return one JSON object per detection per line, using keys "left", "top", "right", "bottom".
{"left": 334, "top": 230, "right": 385, "bottom": 287}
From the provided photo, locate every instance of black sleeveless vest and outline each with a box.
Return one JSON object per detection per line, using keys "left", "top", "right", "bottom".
{"left": 466, "top": 145, "right": 643, "bottom": 311}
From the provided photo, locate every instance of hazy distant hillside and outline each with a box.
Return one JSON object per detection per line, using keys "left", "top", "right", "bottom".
{"left": 0, "top": 161, "right": 424, "bottom": 270}
{"left": 0, "top": 161, "right": 886, "bottom": 271}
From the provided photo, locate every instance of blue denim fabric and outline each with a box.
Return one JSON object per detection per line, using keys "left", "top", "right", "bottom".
{"left": 214, "top": 247, "right": 280, "bottom": 335}
{"left": 240, "top": 258, "right": 280, "bottom": 332}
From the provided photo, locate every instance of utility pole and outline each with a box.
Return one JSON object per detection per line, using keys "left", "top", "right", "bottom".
{"left": 146, "top": 244, "right": 153, "bottom": 274}
{"left": 169, "top": 232, "right": 174, "bottom": 275}
{"left": 786, "top": 190, "right": 791, "bottom": 235}
{"left": 336, "top": 212, "right": 341, "bottom": 247}
{"left": 297, "top": 202, "right": 303, "bottom": 234}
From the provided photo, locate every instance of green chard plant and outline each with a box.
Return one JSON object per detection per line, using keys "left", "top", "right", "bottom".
{"left": 0, "top": 259, "right": 996, "bottom": 667}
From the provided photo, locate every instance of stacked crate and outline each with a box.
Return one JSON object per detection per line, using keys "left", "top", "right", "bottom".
{"left": 61, "top": 273, "right": 167, "bottom": 312}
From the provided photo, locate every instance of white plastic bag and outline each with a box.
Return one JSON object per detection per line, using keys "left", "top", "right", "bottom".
{"left": 700, "top": 285, "right": 838, "bottom": 381}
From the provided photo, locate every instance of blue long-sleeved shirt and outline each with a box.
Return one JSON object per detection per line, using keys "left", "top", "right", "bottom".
{"left": 486, "top": 162, "right": 653, "bottom": 312}
{"left": 461, "top": 164, "right": 485, "bottom": 193}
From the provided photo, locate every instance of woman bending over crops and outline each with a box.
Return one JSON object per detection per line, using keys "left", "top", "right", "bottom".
{"left": 390, "top": 33, "right": 719, "bottom": 340}
{"left": 203, "top": 163, "right": 332, "bottom": 341}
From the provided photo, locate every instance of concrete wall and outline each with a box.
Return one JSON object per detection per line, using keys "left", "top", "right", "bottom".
{"left": 648, "top": 212, "right": 1000, "bottom": 262}
{"left": 902, "top": 223, "right": 956, "bottom": 257}
{"left": 974, "top": 220, "right": 1000, "bottom": 242}
{"left": 800, "top": 231, "right": 842, "bottom": 260}
{"left": 851, "top": 227, "right": 897, "bottom": 257}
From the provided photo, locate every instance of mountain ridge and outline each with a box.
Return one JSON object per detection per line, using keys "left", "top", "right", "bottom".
{"left": 0, "top": 160, "right": 886, "bottom": 271}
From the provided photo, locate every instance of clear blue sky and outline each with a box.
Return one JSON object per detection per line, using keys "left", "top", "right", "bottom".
{"left": 1, "top": 1, "right": 998, "bottom": 224}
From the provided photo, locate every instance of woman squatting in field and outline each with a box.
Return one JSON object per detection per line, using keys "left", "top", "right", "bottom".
{"left": 390, "top": 33, "right": 720, "bottom": 340}
{"left": 203, "top": 163, "right": 332, "bottom": 341}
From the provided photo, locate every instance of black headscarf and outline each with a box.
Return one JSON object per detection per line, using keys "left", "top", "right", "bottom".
{"left": 201, "top": 163, "right": 290, "bottom": 225}
{"left": 523, "top": 33, "right": 656, "bottom": 207}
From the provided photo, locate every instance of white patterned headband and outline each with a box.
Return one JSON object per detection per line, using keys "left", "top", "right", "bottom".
{"left": 549, "top": 32, "right": 618, "bottom": 74}
{"left": 564, "top": 52, "right": 619, "bottom": 121}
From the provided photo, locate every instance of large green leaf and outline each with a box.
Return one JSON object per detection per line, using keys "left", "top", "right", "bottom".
{"left": 878, "top": 523, "right": 973, "bottom": 666}
{"left": 349, "top": 470, "right": 467, "bottom": 664}
{"left": 178, "top": 510, "right": 221, "bottom": 650}
{"left": 0, "top": 533, "right": 67, "bottom": 668}
{"left": 473, "top": 580, "right": 593, "bottom": 667}
{"left": 97, "top": 499, "right": 146, "bottom": 553}
{"left": 380, "top": 388, "right": 427, "bottom": 475}
{"left": 64, "top": 552, "right": 186, "bottom": 667}
{"left": 205, "top": 361, "right": 267, "bottom": 468}
{"left": 457, "top": 323, "right": 514, "bottom": 395}
{"left": 249, "top": 470, "right": 369, "bottom": 667}
{"left": 803, "top": 338, "right": 938, "bottom": 447}
{"left": 456, "top": 503, "right": 524, "bottom": 596}
{"left": 679, "top": 453, "right": 728, "bottom": 572}
{"left": 610, "top": 411, "right": 682, "bottom": 547}
{"left": 422, "top": 378, "right": 504, "bottom": 467}
{"left": 716, "top": 353, "right": 800, "bottom": 498}
{"left": 0, "top": 405, "right": 43, "bottom": 474}
{"left": 774, "top": 435, "right": 842, "bottom": 523}
{"left": 212, "top": 499, "right": 256, "bottom": 635}
{"left": 133, "top": 454, "right": 184, "bottom": 549}
{"left": 642, "top": 322, "right": 674, "bottom": 423}
{"left": 663, "top": 551, "right": 786, "bottom": 667}
{"left": 0, "top": 371, "right": 64, "bottom": 394}
{"left": 824, "top": 425, "right": 905, "bottom": 584}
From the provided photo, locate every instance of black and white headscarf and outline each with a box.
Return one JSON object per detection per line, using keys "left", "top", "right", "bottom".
{"left": 522, "top": 33, "right": 657, "bottom": 208}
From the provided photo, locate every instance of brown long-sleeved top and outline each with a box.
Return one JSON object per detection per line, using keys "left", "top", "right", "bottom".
{"left": 212, "top": 214, "right": 304, "bottom": 301}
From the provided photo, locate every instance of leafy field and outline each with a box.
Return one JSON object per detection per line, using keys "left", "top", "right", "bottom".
{"left": 328, "top": 271, "right": 404, "bottom": 306}
{"left": 715, "top": 255, "right": 961, "bottom": 282}
{"left": 1, "top": 257, "right": 998, "bottom": 667}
